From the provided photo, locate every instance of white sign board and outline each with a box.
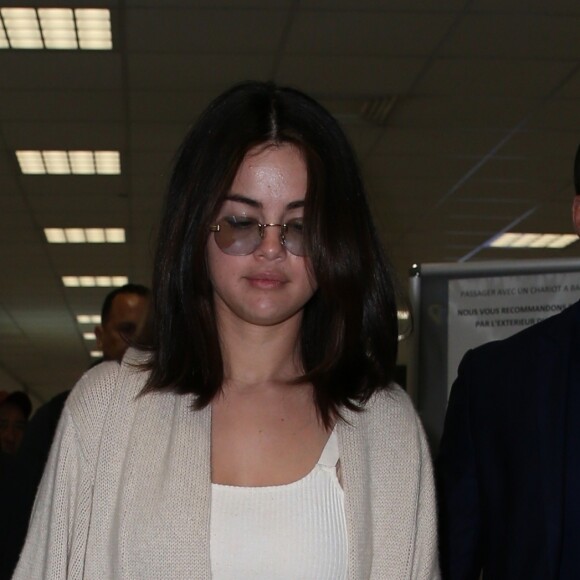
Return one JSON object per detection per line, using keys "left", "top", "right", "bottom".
{"left": 447, "top": 272, "right": 580, "bottom": 391}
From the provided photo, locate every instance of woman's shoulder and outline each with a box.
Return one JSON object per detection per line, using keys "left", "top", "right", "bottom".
{"left": 65, "top": 348, "right": 151, "bottom": 441}
{"left": 339, "top": 385, "right": 431, "bottom": 494}
{"left": 351, "top": 384, "right": 426, "bottom": 453}
{"left": 361, "top": 383, "right": 420, "bottom": 425}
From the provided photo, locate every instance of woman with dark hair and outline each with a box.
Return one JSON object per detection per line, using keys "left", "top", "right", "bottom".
{"left": 14, "top": 82, "right": 438, "bottom": 579}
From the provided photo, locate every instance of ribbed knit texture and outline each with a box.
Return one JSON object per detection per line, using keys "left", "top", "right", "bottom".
{"left": 13, "top": 348, "right": 440, "bottom": 579}
{"left": 210, "top": 430, "right": 348, "bottom": 579}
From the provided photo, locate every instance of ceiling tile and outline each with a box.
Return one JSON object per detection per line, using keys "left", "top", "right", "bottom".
{"left": 415, "top": 59, "right": 577, "bottom": 98}
{"left": 127, "top": 54, "right": 273, "bottom": 90}
{"left": 498, "top": 131, "right": 579, "bottom": 159}
{"left": 126, "top": 8, "right": 287, "bottom": 52}
{"left": 471, "top": 0, "right": 580, "bottom": 15}
{"left": 286, "top": 12, "right": 455, "bottom": 56}
{"left": 527, "top": 98, "right": 580, "bottom": 130}
{"left": 301, "top": 0, "right": 465, "bottom": 9}
{"left": 371, "top": 128, "right": 506, "bottom": 156}
{"left": 0, "top": 91, "right": 124, "bottom": 122}
{"left": 125, "top": 0, "right": 292, "bottom": 8}
{"left": 129, "top": 91, "right": 212, "bottom": 122}
{"left": 474, "top": 155, "right": 572, "bottom": 182}
{"left": 365, "top": 154, "right": 477, "bottom": 180}
{"left": 440, "top": 14, "right": 580, "bottom": 58}
{"left": 0, "top": 53, "right": 123, "bottom": 90}
{"left": 277, "top": 55, "right": 425, "bottom": 94}
{"left": 389, "top": 96, "right": 535, "bottom": 129}
{"left": 1, "top": 122, "right": 125, "bottom": 149}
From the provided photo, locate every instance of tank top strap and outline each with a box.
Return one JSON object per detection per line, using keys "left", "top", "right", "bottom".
{"left": 317, "top": 429, "right": 339, "bottom": 468}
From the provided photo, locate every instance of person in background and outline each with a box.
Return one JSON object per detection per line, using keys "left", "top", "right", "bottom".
{"left": 94, "top": 283, "right": 151, "bottom": 363}
{"left": 437, "top": 144, "right": 580, "bottom": 579}
{"left": 0, "top": 391, "right": 32, "bottom": 455}
{"left": 0, "top": 284, "right": 150, "bottom": 580}
{"left": 0, "top": 391, "right": 32, "bottom": 577}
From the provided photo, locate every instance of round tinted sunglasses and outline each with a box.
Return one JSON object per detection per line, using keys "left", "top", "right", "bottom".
{"left": 209, "top": 216, "right": 306, "bottom": 256}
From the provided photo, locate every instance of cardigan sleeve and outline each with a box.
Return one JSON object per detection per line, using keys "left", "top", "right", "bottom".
{"left": 411, "top": 415, "right": 441, "bottom": 579}
{"left": 12, "top": 404, "right": 94, "bottom": 580}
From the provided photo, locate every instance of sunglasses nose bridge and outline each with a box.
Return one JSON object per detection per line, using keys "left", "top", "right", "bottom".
{"left": 258, "top": 223, "right": 285, "bottom": 241}
{"left": 255, "top": 223, "right": 288, "bottom": 254}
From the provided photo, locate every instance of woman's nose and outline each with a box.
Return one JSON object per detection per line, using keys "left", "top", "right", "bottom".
{"left": 255, "top": 224, "right": 285, "bottom": 259}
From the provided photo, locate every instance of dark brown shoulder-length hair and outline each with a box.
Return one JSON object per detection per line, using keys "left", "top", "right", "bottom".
{"left": 142, "top": 81, "right": 400, "bottom": 427}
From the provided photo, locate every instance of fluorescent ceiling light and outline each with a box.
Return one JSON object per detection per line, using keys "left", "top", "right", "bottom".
{"left": 511, "top": 233, "right": 541, "bottom": 248}
{"left": 95, "top": 151, "right": 121, "bottom": 174}
{"left": 76, "top": 314, "right": 101, "bottom": 324}
{"left": 44, "top": 227, "right": 125, "bottom": 243}
{"left": 0, "top": 8, "right": 112, "bottom": 50}
{"left": 105, "top": 228, "right": 125, "bottom": 242}
{"left": 545, "top": 234, "right": 578, "bottom": 248}
{"left": 529, "top": 234, "right": 560, "bottom": 248}
{"left": 397, "top": 310, "right": 410, "bottom": 320}
{"left": 90, "top": 350, "right": 103, "bottom": 358}
{"left": 69, "top": 150, "right": 95, "bottom": 174}
{"left": 491, "top": 232, "right": 578, "bottom": 249}
{"left": 62, "top": 275, "right": 128, "bottom": 288}
{"left": 83, "top": 332, "right": 96, "bottom": 340}
{"left": 65, "top": 228, "right": 86, "bottom": 243}
{"left": 17, "top": 150, "right": 121, "bottom": 175}
{"left": 85, "top": 228, "right": 105, "bottom": 243}
{"left": 44, "top": 228, "right": 66, "bottom": 243}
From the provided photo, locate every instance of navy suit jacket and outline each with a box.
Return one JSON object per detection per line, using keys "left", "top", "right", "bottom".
{"left": 437, "top": 300, "right": 580, "bottom": 579}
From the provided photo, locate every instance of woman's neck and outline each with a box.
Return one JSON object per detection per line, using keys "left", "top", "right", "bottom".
{"left": 217, "top": 314, "right": 304, "bottom": 387}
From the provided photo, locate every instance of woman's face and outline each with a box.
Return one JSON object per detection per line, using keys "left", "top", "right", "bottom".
{"left": 207, "top": 143, "right": 317, "bottom": 330}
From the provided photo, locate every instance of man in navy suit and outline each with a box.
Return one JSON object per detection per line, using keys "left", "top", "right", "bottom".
{"left": 437, "top": 145, "right": 580, "bottom": 579}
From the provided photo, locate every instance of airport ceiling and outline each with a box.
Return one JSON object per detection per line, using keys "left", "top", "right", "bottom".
{"left": 1, "top": 0, "right": 579, "bottom": 404}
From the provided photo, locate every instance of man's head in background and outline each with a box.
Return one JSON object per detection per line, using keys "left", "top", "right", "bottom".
{"left": 95, "top": 284, "right": 151, "bottom": 362}
{"left": 0, "top": 391, "right": 32, "bottom": 454}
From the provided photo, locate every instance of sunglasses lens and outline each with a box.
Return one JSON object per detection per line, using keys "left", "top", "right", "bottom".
{"left": 214, "top": 217, "right": 260, "bottom": 255}
{"left": 282, "top": 219, "right": 305, "bottom": 256}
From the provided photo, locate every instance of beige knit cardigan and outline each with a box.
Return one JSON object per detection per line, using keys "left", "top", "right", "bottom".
{"left": 14, "top": 349, "right": 439, "bottom": 579}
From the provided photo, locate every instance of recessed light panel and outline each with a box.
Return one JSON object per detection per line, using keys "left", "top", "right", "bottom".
{"left": 94, "top": 151, "right": 121, "bottom": 174}
{"left": 490, "top": 233, "right": 578, "bottom": 249}
{"left": 90, "top": 350, "right": 103, "bottom": 358}
{"left": 62, "top": 275, "right": 128, "bottom": 288}
{"left": 76, "top": 9, "right": 111, "bottom": 50}
{"left": 76, "top": 314, "right": 101, "bottom": 324}
{"left": 45, "top": 228, "right": 125, "bottom": 243}
{"left": 17, "top": 150, "right": 121, "bottom": 175}
{"left": 0, "top": 8, "right": 112, "bottom": 50}
{"left": 16, "top": 150, "right": 121, "bottom": 175}
{"left": 83, "top": 332, "right": 96, "bottom": 340}
{"left": 69, "top": 150, "right": 95, "bottom": 174}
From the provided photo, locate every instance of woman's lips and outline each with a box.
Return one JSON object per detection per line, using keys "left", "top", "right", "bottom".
{"left": 246, "top": 272, "right": 287, "bottom": 289}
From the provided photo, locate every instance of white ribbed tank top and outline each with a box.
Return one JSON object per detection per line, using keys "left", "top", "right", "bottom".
{"left": 210, "top": 430, "right": 348, "bottom": 579}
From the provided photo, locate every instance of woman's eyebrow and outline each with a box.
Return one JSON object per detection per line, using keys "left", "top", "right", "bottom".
{"left": 224, "top": 194, "right": 261, "bottom": 208}
{"left": 225, "top": 194, "right": 305, "bottom": 211}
